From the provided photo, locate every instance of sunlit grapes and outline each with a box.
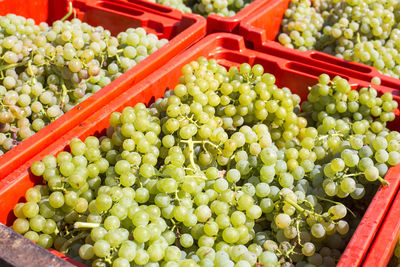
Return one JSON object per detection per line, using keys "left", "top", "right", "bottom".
{"left": 279, "top": 0, "right": 400, "bottom": 78}
{"left": 0, "top": 14, "right": 168, "bottom": 155}
{"left": 11, "top": 58, "right": 400, "bottom": 267}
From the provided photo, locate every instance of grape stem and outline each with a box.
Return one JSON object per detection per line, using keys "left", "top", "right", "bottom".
{"left": 186, "top": 139, "right": 222, "bottom": 153}
{"left": 27, "top": 60, "right": 33, "bottom": 80}
{"left": 315, "top": 196, "right": 356, "bottom": 218}
{"left": 180, "top": 138, "right": 214, "bottom": 179}
{"left": 61, "top": 83, "right": 68, "bottom": 110}
{"left": 296, "top": 220, "right": 302, "bottom": 246}
{"left": 377, "top": 176, "right": 390, "bottom": 186}
{"left": 59, "top": 231, "right": 87, "bottom": 253}
{"left": 181, "top": 114, "right": 200, "bottom": 128}
{"left": 341, "top": 172, "right": 363, "bottom": 178}
{"left": 0, "top": 60, "right": 29, "bottom": 72}
{"left": 300, "top": 198, "right": 315, "bottom": 212}
{"left": 170, "top": 218, "right": 177, "bottom": 231}
{"left": 73, "top": 222, "right": 101, "bottom": 229}
{"left": 100, "top": 55, "right": 105, "bottom": 68}
{"left": 115, "top": 53, "right": 121, "bottom": 65}
{"left": 356, "top": 32, "right": 361, "bottom": 44}
{"left": 317, "top": 133, "right": 343, "bottom": 141}
{"left": 51, "top": 187, "right": 67, "bottom": 192}
{"left": 282, "top": 196, "right": 327, "bottom": 220}
{"left": 186, "top": 138, "right": 198, "bottom": 171}
{"left": 176, "top": 227, "right": 182, "bottom": 238}
{"left": 174, "top": 191, "right": 182, "bottom": 204}
{"left": 61, "top": 2, "right": 74, "bottom": 22}
{"left": 276, "top": 241, "right": 296, "bottom": 261}
{"left": 104, "top": 249, "right": 117, "bottom": 264}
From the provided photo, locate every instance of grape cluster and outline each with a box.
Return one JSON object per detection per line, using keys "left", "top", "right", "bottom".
{"left": 10, "top": 58, "right": 399, "bottom": 267}
{"left": 278, "top": 0, "right": 400, "bottom": 78}
{"left": 302, "top": 74, "right": 400, "bottom": 198}
{"left": 0, "top": 14, "right": 168, "bottom": 155}
{"left": 147, "top": 0, "right": 252, "bottom": 17}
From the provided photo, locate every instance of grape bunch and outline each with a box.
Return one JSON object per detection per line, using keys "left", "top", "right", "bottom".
{"left": 147, "top": 0, "right": 252, "bottom": 17}
{"left": 278, "top": 0, "right": 400, "bottom": 78}
{"left": 0, "top": 14, "right": 168, "bottom": 155}
{"left": 301, "top": 74, "right": 400, "bottom": 198}
{"left": 10, "top": 58, "right": 399, "bottom": 267}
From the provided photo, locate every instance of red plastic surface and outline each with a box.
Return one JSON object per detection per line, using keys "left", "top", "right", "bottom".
{"left": 238, "top": 0, "right": 290, "bottom": 46}
{"left": 48, "top": 249, "right": 86, "bottom": 267}
{"left": 205, "top": 0, "right": 275, "bottom": 34}
{"left": 0, "top": 0, "right": 70, "bottom": 24}
{"left": 0, "top": 0, "right": 206, "bottom": 180}
{"left": 120, "top": 0, "right": 276, "bottom": 34}
{"left": 362, "top": 182, "right": 400, "bottom": 266}
{"left": 337, "top": 169, "right": 400, "bottom": 267}
{"left": 0, "top": 33, "right": 399, "bottom": 266}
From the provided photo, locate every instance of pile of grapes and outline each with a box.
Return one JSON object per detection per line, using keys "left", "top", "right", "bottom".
{"left": 0, "top": 13, "right": 168, "bottom": 155}
{"left": 278, "top": 0, "right": 400, "bottom": 79}
{"left": 10, "top": 57, "right": 400, "bottom": 267}
{"left": 147, "top": 0, "right": 252, "bottom": 17}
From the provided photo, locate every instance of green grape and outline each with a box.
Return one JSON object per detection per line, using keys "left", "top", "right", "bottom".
{"left": 79, "top": 244, "right": 95, "bottom": 260}
{"left": 133, "top": 226, "right": 151, "bottom": 243}
{"left": 364, "top": 166, "right": 379, "bottom": 181}
{"left": 226, "top": 169, "right": 241, "bottom": 183}
{"left": 93, "top": 240, "right": 111, "bottom": 258}
{"left": 180, "top": 233, "right": 194, "bottom": 248}
{"left": 302, "top": 242, "right": 316, "bottom": 257}
{"left": 37, "top": 234, "right": 53, "bottom": 248}
{"left": 22, "top": 201, "right": 39, "bottom": 218}
{"left": 311, "top": 223, "right": 326, "bottom": 238}
{"left": 13, "top": 218, "right": 30, "bottom": 234}
{"left": 275, "top": 213, "right": 291, "bottom": 229}
{"left": 258, "top": 251, "right": 278, "bottom": 266}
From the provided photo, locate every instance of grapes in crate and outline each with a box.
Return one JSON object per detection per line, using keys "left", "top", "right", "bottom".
{"left": 279, "top": 0, "right": 400, "bottom": 79}
{"left": 147, "top": 0, "right": 252, "bottom": 17}
{"left": 11, "top": 58, "right": 400, "bottom": 267}
{"left": 0, "top": 13, "right": 168, "bottom": 155}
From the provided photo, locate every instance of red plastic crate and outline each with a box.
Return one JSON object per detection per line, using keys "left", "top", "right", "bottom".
{"left": 205, "top": 0, "right": 275, "bottom": 34}
{"left": 1, "top": 33, "right": 399, "bottom": 266}
{"left": 49, "top": 248, "right": 86, "bottom": 266}
{"left": 238, "top": 0, "right": 290, "bottom": 46}
{"left": 128, "top": 0, "right": 277, "bottom": 35}
{"left": 0, "top": 0, "right": 206, "bottom": 180}
{"left": 362, "top": 185, "right": 400, "bottom": 266}
{"left": 252, "top": 42, "right": 400, "bottom": 96}
{"left": 238, "top": 0, "right": 400, "bottom": 94}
